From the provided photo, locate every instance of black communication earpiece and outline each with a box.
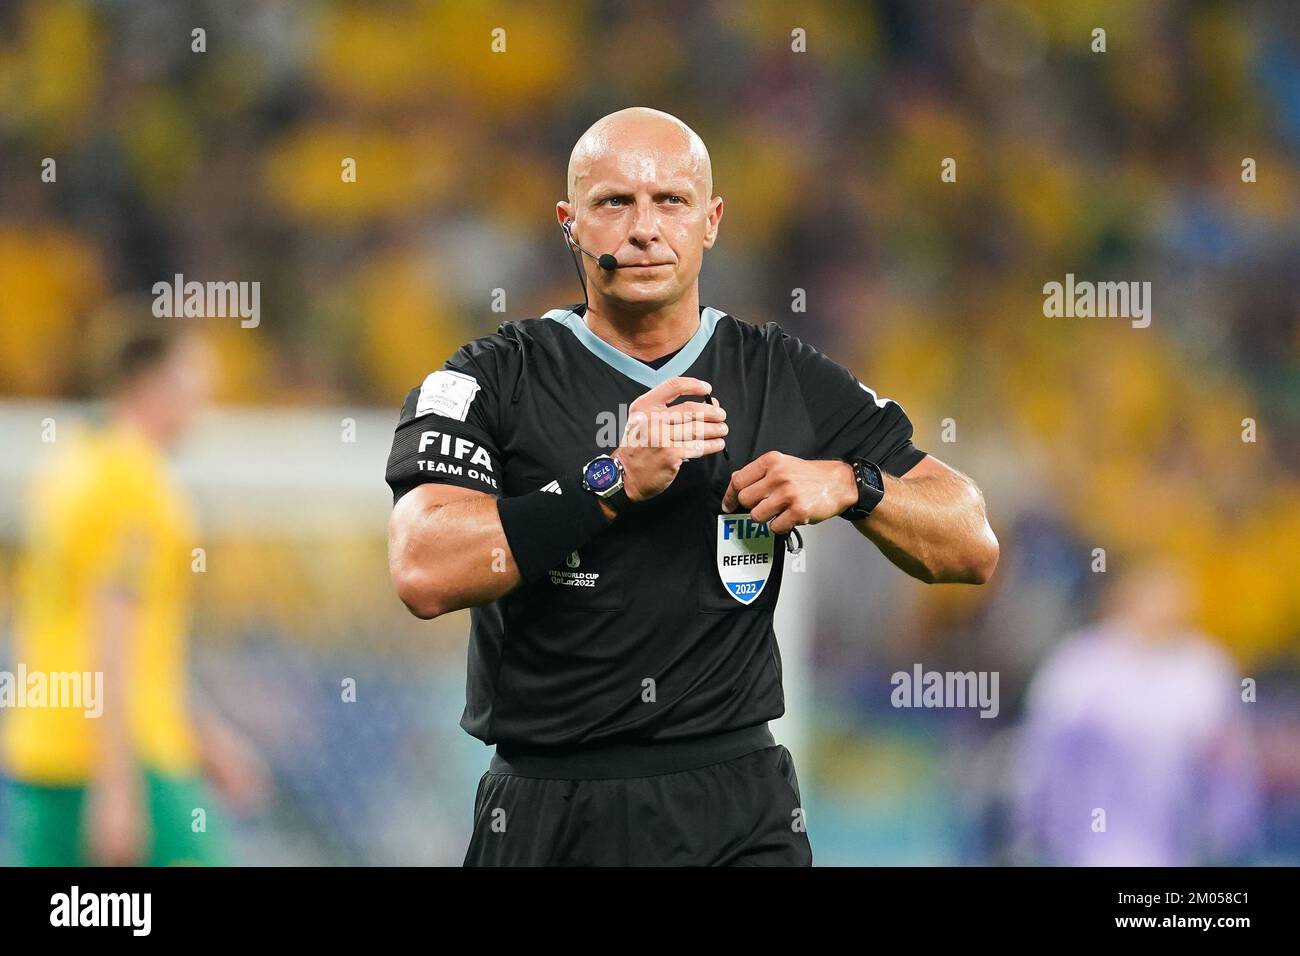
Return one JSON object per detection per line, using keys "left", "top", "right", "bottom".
{"left": 561, "top": 218, "right": 619, "bottom": 309}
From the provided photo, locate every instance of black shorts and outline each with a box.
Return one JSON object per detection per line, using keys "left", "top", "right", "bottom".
{"left": 463, "top": 723, "right": 812, "bottom": 866}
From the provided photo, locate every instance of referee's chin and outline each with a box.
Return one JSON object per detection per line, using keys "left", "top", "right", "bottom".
{"left": 597, "top": 277, "right": 690, "bottom": 314}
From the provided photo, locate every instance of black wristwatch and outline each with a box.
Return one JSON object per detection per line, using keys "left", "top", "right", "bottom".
{"left": 841, "top": 457, "right": 885, "bottom": 521}
{"left": 581, "top": 454, "right": 629, "bottom": 514}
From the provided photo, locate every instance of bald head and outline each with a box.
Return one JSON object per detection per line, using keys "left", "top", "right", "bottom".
{"left": 558, "top": 107, "right": 723, "bottom": 315}
{"left": 567, "top": 107, "right": 713, "bottom": 204}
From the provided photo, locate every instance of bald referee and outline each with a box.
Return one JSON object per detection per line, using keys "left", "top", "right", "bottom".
{"left": 386, "top": 107, "right": 998, "bottom": 866}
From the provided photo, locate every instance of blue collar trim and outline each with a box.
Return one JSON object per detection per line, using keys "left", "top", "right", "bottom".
{"left": 543, "top": 306, "right": 724, "bottom": 388}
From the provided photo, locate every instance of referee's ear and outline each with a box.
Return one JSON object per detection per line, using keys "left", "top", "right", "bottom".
{"left": 702, "top": 195, "right": 724, "bottom": 249}
{"left": 556, "top": 200, "right": 575, "bottom": 229}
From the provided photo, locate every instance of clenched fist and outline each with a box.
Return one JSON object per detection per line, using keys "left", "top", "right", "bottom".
{"left": 722, "top": 451, "right": 858, "bottom": 534}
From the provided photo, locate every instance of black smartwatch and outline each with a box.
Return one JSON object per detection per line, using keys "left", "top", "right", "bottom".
{"left": 581, "top": 454, "right": 629, "bottom": 514}
{"left": 841, "top": 457, "right": 885, "bottom": 521}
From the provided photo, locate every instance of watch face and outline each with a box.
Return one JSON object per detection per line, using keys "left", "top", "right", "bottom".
{"left": 584, "top": 456, "right": 620, "bottom": 491}
{"left": 859, "top": 461, "right": 883, "bottom": 491}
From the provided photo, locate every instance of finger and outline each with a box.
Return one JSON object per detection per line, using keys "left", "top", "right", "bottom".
{"left": 642, "top": 405, "right": 725, "bottom": 444}
{"left": 665, "top": 420, "right": 728, "bottom": 443}
{"left": 677, "top": 437, "right": 726, "bottom": 460}
{"left": 737, "top": 474, "right": 780, "bottom": 513}
{"left": 636, "top": 416, "right": 726, "bottom": 446}
{"left": 766, "top": 509, "right": 800, "bottom": 535}
{"left": 721, "top": 449, "right": 764, "bottom": 512}
{"left": 621, "top": 409, "right": 651, "bottom": 447}
{"left": 726, "top": 455, "right": 774, "bottom": 502}
{"left": 652, "top": 402, "right": 726, "bottom": 425}
{"left": 749, "top": 487, "right": 795, "bottom": 526}
{"left": 641, "top": 376, "right": 713, "bottom": 407}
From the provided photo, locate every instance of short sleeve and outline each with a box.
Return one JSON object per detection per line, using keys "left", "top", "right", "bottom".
{"left": 384, "top": 341, "right": 506, "bottom": 503}
{"left": 781, "top": 329, "right": 926, "bottom": 476}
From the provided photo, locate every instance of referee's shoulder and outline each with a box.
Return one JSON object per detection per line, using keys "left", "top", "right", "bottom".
{"left": 443, "top": 314, "right": 559, "bottom": 371}
{"left": 711, "top": 310, "right": 780, "bottom": 341}
{"left": 717, "top": 311, "right": 808, "bottom": 358}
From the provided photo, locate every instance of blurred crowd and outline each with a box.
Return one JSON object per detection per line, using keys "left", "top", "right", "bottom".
{"left": 1, "top": 0, "right": 1297, "bottom": 863}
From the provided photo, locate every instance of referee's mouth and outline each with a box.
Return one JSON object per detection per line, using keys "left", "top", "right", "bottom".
{"left": 622, "top": 262, "right": 673, "bottom": 271}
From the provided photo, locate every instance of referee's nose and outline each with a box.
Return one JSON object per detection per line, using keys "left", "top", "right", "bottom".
{"left": 627, "top": 199, "right": 664, "bottom": 251}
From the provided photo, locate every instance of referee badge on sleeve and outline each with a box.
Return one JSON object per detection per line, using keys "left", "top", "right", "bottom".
{"left": 416, "top": 369, "right": 481, "bottom": 421}
{"left": 716, "top": 513, "right": 775, "bottom": 605}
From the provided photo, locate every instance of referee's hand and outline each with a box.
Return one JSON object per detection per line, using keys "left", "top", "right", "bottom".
{"left": 722, "top": 451, "right": 858, "bottom": 534}
{"left": 616, "top": 376, "right": 728, "bottom": 502}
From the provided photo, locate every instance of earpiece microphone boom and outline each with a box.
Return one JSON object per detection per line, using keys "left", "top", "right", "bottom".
{"left": 562, "top": 220, "right": 619, "bottom": 271}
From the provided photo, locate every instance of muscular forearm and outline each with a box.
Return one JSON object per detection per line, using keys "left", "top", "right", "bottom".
{"left": 389, "top": 483, "right": 622, "bottom": 620}
{"left": 855, "top": 468, "right": 999, "bottom": 585}
{"left": 389, "top": 492, "right": 521, "bottom": 618}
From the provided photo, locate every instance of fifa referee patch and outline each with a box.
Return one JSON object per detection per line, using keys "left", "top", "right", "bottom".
{"left": 416, "top": 369, "right": 481, "bottom": 422}
{"left": 716, "top": 513, "right": 774, "bottom": 605}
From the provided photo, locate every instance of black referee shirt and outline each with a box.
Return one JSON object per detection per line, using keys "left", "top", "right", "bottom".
{"left": 385, "top": 304, "right": 926, "bottom": 748}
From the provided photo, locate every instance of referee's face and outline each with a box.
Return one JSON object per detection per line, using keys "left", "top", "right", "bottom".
{"left": 561, "top": 122, "right": 722, "bottom": 313}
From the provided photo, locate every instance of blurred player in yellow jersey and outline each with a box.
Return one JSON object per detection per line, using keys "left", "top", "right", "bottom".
{"left": 3, "top": 327, "right": 267, "bottom": 865}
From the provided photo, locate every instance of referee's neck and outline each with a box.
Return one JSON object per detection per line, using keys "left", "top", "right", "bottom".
{"left": 582, "top": 292, "right": 702, "bottom": 362}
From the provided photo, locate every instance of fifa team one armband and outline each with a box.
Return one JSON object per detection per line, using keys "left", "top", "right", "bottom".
{"left": 385, "top": 415, "right": 503, "bottom": 502}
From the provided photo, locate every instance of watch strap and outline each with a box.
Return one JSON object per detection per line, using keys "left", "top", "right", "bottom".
{"left": 841, "top": 457, "right": 885, "bottom": 521}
